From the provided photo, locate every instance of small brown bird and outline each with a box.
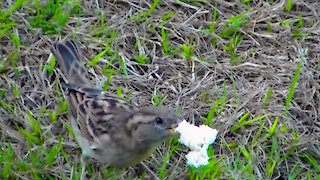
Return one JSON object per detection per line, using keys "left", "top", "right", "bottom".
{"left": 50, "top": 40, "right": 179, "bottom": 178}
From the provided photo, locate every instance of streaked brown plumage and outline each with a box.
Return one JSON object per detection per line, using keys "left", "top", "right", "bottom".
{"left": 50, "top": 40, "right": 179, "bottom": 170}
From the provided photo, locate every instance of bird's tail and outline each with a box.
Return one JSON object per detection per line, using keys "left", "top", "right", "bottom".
{"left": 50, "top": 40, "right": 91, "bottom": 86}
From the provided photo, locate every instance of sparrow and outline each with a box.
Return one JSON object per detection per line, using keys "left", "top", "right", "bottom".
{"left": 50, "top": 40, "right": 179, "bottom": 178}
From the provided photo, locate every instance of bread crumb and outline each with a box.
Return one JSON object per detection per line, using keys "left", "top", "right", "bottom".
{"left": 175, "top": 120, "right": 218, "bottom": 167}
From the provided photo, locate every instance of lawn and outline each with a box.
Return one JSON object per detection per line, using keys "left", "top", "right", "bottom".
{"left": 0, "top": 0, "right": 319, "bottom": 179}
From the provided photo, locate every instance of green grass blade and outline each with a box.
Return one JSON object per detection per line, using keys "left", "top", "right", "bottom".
{"left": 134, "top": 54, "right": 148, "bottom": 64}
{"left": 161, "top": 11, "right": 175, "bottom": 21}
{"left": 205, "top": 98, "right": 222, "bottom": 125}
{"left": 27, "top": 110, "right": 41, "bottom": 136}
{"left": 1, "top": 0, "right": 27, "bottom": 20}
{"left": 44, "top": 55, "right": 56, "bottom": 73}
{"left": 65, "top": 123, "right": 76, "bottom": 140}
{"left": 45, "top": 135, "right": 62, "bottom": 166}
{"left": 158, "top": 144, "right": 177, "bottom": 178}
{"left": 145, "top": 0, "right": 160, "bottom": 17}
{"left": 13, "top": 83, "right": 19, "bottom": 98}
{"left": 218, "top": 81, "right": 227, "bottom": 113}
{"left": 285, "top": 0, "right": 293, "bottom": 12}
{"left": 264, "top": 117, "right": 278, "bottom": 138}
{"left": 119, "top": 57, "right": 128, "bottom": 76}
{"left": 241, "top": 114, "right": 269, "bottom": 126}
{"left": 60, "top": 147, "right": 70, "bottom": 165}
{"left": 116, "top": 86, "right": 122, "bottom": 98}
{"left": 8, "top": 29, "right": 21, "bottom": 48}
{"left": 261, "top": 86, "right": 273, "bottom": 108}
{"left": 19, "top": 129, "right": 41, "bottom": 144}
{"left": 298, "top": 15, "right": 303, "bottom": 28}
{"left": 238, "top": 112, "right": 250, "bottom": 124}
{"left": 240, "top": 147, "right": 251, "bottom": 161}
{"left": 86, "top": 48, "right": 108, "bottom": 66}
{"left": 181, "top": 44, "right": 192, "bottom": 59}
{"left": 230, "top": 112, "right": 250, "bottom": 132}
{"left": 161, "top": 23, "right": 169, "bottom": 55}
{"left": 284, "top": 60, "right": 302, "bottom": 116}
{"left": 209, "top": 5, "right": 218, "bottom": 33}
{"left": 304, "top": 153, "right": 320, "bottom": 173}
{"left": 267, "top": 159, "right": 277, "bottom": 176}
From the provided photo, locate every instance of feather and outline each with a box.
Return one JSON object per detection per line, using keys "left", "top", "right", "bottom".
{"left": 50, "top": 40, "right": 90, "bottom": 86}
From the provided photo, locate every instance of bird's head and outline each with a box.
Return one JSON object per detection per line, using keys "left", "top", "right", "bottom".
{"left": 126, "top": 106, "right": 180, "bottom": 146}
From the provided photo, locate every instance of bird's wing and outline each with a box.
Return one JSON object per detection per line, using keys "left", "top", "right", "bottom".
{"left": 67, "top": 85, "right": 139, "bottom": 145}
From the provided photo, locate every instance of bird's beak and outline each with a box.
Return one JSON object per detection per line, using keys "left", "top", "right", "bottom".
{"left": 167, "top": 123, "right": 179, "bottom": 137}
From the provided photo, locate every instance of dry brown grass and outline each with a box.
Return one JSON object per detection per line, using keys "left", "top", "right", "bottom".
{"left": 0, "top": 0, "right": 319, "bottom": 179}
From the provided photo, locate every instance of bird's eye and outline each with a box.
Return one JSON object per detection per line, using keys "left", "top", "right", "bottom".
{"left": 155, "top": 117, "right": 163, "bottom": 124}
